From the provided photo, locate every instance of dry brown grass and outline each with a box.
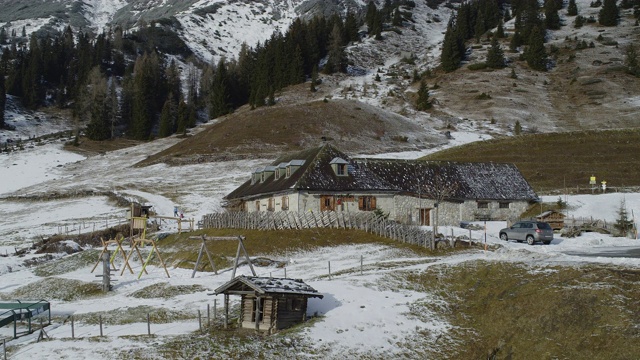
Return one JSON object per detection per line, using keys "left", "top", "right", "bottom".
{"left": 64, "top": 136, "right": 144, "bottom": 156}
{"left": 138, "top": 97, "right": 437, "bottom": 166}
{"left": 160, "top": 228, "right": 436, "bottom": 272}
{"left": 404, "top": 261, "right": 640, "bottom": 359}
{"left": 421, "top": 129, "right": 640, "bottom": 192}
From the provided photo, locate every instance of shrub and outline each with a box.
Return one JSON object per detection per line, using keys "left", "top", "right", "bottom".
{"left": 468, "top": 62, "right": 488, "bottom": 70}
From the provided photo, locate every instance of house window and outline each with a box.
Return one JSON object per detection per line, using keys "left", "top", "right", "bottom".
{"left": 477, "top": 201, "right": 489, "bottom": 209}
{"left": 267, "top": 198, "right": 275, "bottom": 211}
{"left": 281, "top": 196, "right": 289, "bottom": 210}
{"left": 499, "top": 202, "right": 510, "bottom": 209}
{"left": 286, "top": 167, "right": 291, "bottom": 178}
{"left": 330, "top": 157, "right": 349, "bottom": 177}
{"left": 359, "top": 196, "right": 377, "bottom": 211}
{"left": 321, "top": 196, "right": 335, "bottom": 211}
{"left": 287, "top": 298, "right": 303, "bottom": 311}
{"left": 255, "top": 201, "right": 260, "bottom": 212}
{"left": 251, "top": 297, "right": 265, "bottom": 322}
{"left": 274, "top": 170, "right": 280, "bottom": 180}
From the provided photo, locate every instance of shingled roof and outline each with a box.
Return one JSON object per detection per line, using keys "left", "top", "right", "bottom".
{"left": 358, "top": 159, "right": 538, "bottom": 201}
{"left": 214, "top": 276, "right": 324, "bottom": 298}
{"left": 225, "top": 144, "right": 392, "bottom": 201}
{"left": 225, "top": 144, "right": 538, "bottom": 202}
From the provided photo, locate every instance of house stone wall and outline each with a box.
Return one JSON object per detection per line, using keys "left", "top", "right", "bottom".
{"left": 243, "top": 193, "right": 530, "bottom": 224}
{"left": 394, "top": 195, "right": 530, "bottom": 225}
{"left": 297, "top": 193, "right": 395, "bottom": 215}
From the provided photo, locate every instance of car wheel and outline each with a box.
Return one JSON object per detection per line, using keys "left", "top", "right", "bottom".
{"left": 500, "top": 233, "right": 508, "bottom": 241}
{"left": 526, "top": 236, "right": 535, "bottom": 245}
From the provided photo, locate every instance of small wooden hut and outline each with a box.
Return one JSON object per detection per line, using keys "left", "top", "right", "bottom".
{"left": 536, "top": 210, "right": 565, "bottom": 230}
{"left": 214, "top": 276, "right": 323, "bottom": 334}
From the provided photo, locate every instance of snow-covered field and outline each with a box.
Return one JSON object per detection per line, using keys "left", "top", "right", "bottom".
{"left": 2, "top": 121, "right": 640, "bottom": 358}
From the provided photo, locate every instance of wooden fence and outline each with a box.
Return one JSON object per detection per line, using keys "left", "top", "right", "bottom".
{"left": 200, "top": 211, "right": 434, "bottom": 247}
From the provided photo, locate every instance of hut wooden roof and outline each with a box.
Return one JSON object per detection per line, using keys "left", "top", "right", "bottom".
{"left": 214, "top": 276, "right": 324, "bottom": 298}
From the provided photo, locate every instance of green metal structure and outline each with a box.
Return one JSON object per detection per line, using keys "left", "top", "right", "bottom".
{"left": 0, "top": 300, "right": 51, "bottom": 339}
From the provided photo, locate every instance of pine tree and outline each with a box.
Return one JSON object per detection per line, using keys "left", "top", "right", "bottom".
{"left": 0, "top": 70, "right": 5, "bottom": 129}
{"left": 614, "top": 199, "right": 634, "bottom": 237}
{"left": 130, "top": 54, "right": 157, "bottom": 140}
{"left": 209, "top": 59, "right": 231, "bottom": 119}
{"left": 599, "top": 0, "right": 619, "bottom": 26}
{"left": 176, "top": 100, "right": 188, "bottom": 134}
{"left": 158, "top": 99, "right": 173, "bottom": 138}
{"left": 626, "top": 44, "right": 640, "bottom": 76}
{"left": 344, "top": 10, "right": 359, "bottom": 43}
{"left": 486, "top": 37, "right": 506, "bottom": 68}
{"left": 325, "top": 24, "right": 346, "bottom": 74}
{"left": 392, "top": 8, "right": 403, "bottom": 26}
{"left": 440, "top": 17, "right": 462, "bottom": 72}
{"left": 524, "top": 26, "right": 548, "bottom": 71}
{"left": 544, "top": 0, "right": 562, "bottom": 30}
{"left": 567, "top": 0, "right": 579, "bottom": 15}
{"left": 416, "top": 81, "right": 432, "bottom": 110}
{"left": 496, "top": 19, "right": 506, "bottom": 38}
{"left": 108, "top": 78, "right": 118, "bottom": 138}
{"left": 84, "top": 67, "right": 111, "bottom": 140}
{"left": 504, "top": 8, "right": 512, "bottom": 22}
{"left": 514, "top": 120, "right": 522, "bottom": 134}
{"left": 366, "top": 1, "right": 377, "bottom": 32}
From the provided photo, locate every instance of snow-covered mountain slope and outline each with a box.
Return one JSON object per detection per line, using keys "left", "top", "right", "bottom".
{"left": 0, "top": 0, "right": 367, "bottom": 63}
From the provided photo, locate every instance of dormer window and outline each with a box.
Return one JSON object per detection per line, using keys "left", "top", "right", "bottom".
{"left": 251, "top": 169, "right": 261, "bottom": 185}
{"left": 285, "top": 160, "right": 305, "bottom": 178}
{"left": 330, "top": 157, "right": 349, "bottom": 177}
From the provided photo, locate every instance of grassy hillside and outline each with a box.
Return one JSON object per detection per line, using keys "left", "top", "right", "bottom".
{"left": 139, "top": 95, "right": 441, "bottom": 166}
{"left": 421, "top": 129, "right": 640, "bottom": 193}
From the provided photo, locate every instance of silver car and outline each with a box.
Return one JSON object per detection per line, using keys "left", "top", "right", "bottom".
{"left": 499, "top": 221, "right": 554, "bottom": 245}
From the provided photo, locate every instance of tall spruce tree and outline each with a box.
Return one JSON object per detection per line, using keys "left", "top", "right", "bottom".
{"left": 496, "top": 19, "right": 506, "bottom": 38}
{"left": 0, "top": 70, "right": 5, "bottom": 129}
{"left": 524, "top": 26, "right": 548, "bottom": 71}
{"left": 325, "top": 24, "right": 346, "bottom": 74}
{"left": 440, "top": 17, "right": 462, "bottom": 72}
{"left": 130, "top": 53, "right": 157, "bottom": 140}
{"left": 599, "top": 0, "right": 619, "bottom": 26}
{"left": 84, "top": 67, "right": 111, "bottom": 140}
{"left": 416, "top": 81, "right": 432, "bottom": 110}
{"left": 486, "top": 37, "right": 506, "bottom": 68}
{"left": 209, "top": 59, "right": 231, "bottom": 118}
{"left": 625, "top": 44, "right": 640, "bottom": 76}
{"left": 544, "top": 0, "right": 562, "bottom": 29}
{"left": 176, "top": 100, "right": 188, "bottom": 134}
{"left": 158, "top": 99, "right": 173, "bottom": 138}
{"left": 567, "top": 0, "right": 579, "bottom": 15}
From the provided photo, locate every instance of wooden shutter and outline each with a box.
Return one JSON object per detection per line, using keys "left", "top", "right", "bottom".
{"left": 370, "top": 197, "right": 377, "bottom": 210}
{"left": 358, "top": 197, "right": 364, "bottom": 210}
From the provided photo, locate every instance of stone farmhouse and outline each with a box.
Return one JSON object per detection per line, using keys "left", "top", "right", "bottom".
{"left": 224, "top": 144, "right": 539, "bottom": 226}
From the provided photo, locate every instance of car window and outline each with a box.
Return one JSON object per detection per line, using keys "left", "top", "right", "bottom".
{"left": 511, "top": 223, "right": 521, "bottom": 228}
{"left": 525, "top": 223, "right": 533, "bottom": 228}
{"left": 537, "top": 222, "right": 552, "bottom": 230}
